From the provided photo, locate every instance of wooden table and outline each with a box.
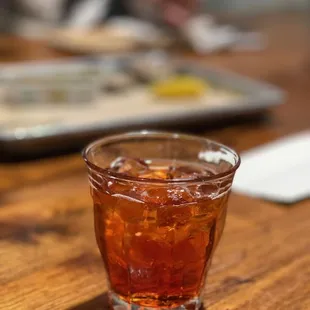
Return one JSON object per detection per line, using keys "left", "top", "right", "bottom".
{"left": 1, "top": 14, "right": 310, "bottom": 310}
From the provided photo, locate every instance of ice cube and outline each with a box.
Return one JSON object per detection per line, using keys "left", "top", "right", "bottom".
{"left": 139, "top": 187, "right": 171, "bottom": 205}
{"left": 114, "top": 195, "right": 145, "bottom": 223}
{"left": 139, "top": 170, "right": 169, "bottom": 180}
{"left": 138, "top": 186, "right": 194, "bottom": 206}
{"left": 129, "top": 233, "right": 171, "bottom": 266}
{"left": 157, "top": 204, "right": 192, "bottom": 227}
{"left": 167, "top": 187, "right": 194, "bottom": 205}
{"left": 110, "top": 157, "right": 150, "bottom": 177}
{"left": 167, "top": 164, "right": 210, "bottom": 180}
{"left": 172, "top": 238, "right": 199, "bottom": 263}
{"left": 194, "top": 183, "right": 220, "bottom": 200}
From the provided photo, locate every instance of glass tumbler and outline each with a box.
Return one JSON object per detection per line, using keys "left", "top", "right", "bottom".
{"left": 83, "top": 131, "right": 240, "bottom": 310}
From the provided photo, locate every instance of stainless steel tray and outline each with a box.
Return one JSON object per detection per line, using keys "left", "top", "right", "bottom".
{"left": 0, "top": 55, "right": 285, "bottom": 156}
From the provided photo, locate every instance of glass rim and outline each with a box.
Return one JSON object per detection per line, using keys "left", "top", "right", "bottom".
{"left": 82, "top": 131, "right": 241, "bottom": 185}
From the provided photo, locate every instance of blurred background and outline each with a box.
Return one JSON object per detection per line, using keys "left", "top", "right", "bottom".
{"left": 1, "top": 3, "right": 310, "bottom": 309}
{"left": 0, "top": 0, "right": 309, "bottom": 163}
{"left": 1, "top": 0, "right": 308, "bottom": 37}
{"left": 207, "top": 0, "right": 307, "bottom": 12}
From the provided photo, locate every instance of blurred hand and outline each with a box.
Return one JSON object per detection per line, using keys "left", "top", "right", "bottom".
{"left": 151, "top": 0, "right": 198, "bottom": 27}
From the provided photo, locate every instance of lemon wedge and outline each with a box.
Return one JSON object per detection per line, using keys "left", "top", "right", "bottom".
{"left": 152, "top": 75, "right": 209, "bottom": 98}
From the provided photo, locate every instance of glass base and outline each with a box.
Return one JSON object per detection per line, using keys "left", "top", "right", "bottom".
{"left": 109, "top": 292, "right": 202, "bottom": 310}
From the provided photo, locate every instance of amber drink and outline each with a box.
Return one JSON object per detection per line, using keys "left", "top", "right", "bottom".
{"left": 83, "top": 132, "right": 240, "bottom": 310}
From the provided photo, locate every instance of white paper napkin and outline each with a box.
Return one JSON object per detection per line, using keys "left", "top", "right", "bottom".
{"left": 233, "top": 131, "right": 310, "bottom": 203}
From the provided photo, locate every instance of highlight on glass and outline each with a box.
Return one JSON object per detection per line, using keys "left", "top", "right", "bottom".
{"left": 83, "top": 131, "right": 240, "bottom": 310}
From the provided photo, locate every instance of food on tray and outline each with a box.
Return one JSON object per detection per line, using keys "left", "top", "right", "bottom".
{"left": 6, "top": 77, "right": 99, "bottom": 105}
{"left": 50, "top": 20, "right": 174, "bottom": 53}
{"left": 151, "top": 75, "right": 210, "bottom": 98}
{"left": 102, "top": 71, "right": 135, "bottom": 93}
{"left": 129, "top": 61, "right": 173, "bottom": 83}
{"left": 7, "top": 82, "right": 98, "bottom": 105}
{"left": 2, "top": 63, "right": 101, "bottom": 105}
{"left": 50, "top": 28, "right": 139, "bottom": 53}
{"left": 0, "top": 52, "right": 241, "bottom": 108}
{"left": 128, "top": 54, "right": 174, "bottom": 83}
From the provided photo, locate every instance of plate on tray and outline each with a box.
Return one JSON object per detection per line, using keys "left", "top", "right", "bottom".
{"left": 0, "top": 53, "right": 285, "bottom": 156}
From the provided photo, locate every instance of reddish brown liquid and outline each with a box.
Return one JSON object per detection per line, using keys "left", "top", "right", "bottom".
{"left": 91, "top": 159, "right": 229, "bottom": 308}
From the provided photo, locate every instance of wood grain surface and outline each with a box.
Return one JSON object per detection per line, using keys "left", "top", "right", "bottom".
{"left": 1, "top": 13, "right": 310, "bottom": 310}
